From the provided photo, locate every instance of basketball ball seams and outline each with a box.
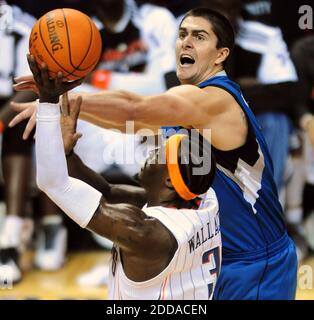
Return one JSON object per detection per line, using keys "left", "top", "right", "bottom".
{"left": 72, "top": 20, "right": 102, "bottom": 72}
{"left": 60, "top": 9, "right": 98, "bottom": 79}
{"left": 62, "top": 8, "right": 94, "bottom": 72}
{"left": 31, "top": 8, "right": 102, "bottom": 80}
{"left": 38, "top": 13, "right": 81, "bottom": 79}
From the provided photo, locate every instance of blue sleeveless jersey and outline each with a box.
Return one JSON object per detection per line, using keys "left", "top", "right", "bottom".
{"left": 162, "top": 75, "right": 286, "bottom": 255}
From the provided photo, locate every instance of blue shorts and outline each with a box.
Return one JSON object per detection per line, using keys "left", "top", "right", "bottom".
{"left": 214, "top": 233, "right": 298, "bottom": 300}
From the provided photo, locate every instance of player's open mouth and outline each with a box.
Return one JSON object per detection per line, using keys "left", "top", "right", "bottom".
{"left": 180, "top": 54, "right": 195, "bottom": 66}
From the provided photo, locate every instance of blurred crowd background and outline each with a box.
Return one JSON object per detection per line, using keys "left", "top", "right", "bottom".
{"left": 0, "top": 0, "right": 313, "bottom": 289}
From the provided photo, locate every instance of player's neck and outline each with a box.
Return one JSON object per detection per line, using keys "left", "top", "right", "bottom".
{"left": 195, "top": 66, "right": 225, "bottom": 86}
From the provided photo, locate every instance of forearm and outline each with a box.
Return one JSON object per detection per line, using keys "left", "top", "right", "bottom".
{"left": 67, "top": 153, "right": 147, "bottom": 206}
{"left": 74, "top": 90, "right": 138, "bottom": 125}
{"left": 36, "top": 102, "right": 102, "bottom": 227}
{"left": 72, "top": 90, "right": 183, "bottom": 127}
{"left": 66, "top": 152, "right": 111, "bottom": 195}
{"left": 68, "top": 90, "right": 159, "bottom": 134}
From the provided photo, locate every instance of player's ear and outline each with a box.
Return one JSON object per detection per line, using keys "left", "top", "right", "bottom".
{"left": 215, "top": 47, "right": 230, "bottom": 66}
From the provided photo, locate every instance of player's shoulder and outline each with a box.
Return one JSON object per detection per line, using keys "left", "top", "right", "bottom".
{"left": 167, "top": 84, "right": 233, "bottom": 110}
{"left": 168, "top": 83, "right": 231, "bottom": 96}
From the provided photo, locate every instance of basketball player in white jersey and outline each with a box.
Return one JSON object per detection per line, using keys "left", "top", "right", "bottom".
{"left": 29, "top": 56, "right": 220, "bottom": 299}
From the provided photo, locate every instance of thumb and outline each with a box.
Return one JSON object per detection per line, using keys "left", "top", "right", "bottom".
{"left": 73, "top": 132, "right": 83, "bottom": 144}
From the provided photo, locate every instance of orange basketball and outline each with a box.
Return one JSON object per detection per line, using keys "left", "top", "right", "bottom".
{"left": 29, "top": 8, "right": 102, "bottom": 80}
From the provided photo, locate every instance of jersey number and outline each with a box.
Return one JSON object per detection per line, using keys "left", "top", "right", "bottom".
{"left": 202, "top": 246, "right": 221, "bottom": 299}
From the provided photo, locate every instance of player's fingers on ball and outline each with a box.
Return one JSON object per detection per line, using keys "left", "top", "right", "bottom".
{"left": 55, "top": 72, "right": 63, "bottom": 87}
{"left": 27, "top": 55, "right": 41, "bottom": 82}
{"left": 40, "top": 63, "right": 50, "bottom": 86}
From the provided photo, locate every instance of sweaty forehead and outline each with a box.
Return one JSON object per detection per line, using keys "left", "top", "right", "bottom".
{"left": 179, "top": 16, "right": 213, "bottom": 34}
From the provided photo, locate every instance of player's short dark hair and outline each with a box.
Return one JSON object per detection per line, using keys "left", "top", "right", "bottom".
{"left": 180, "top": 7, "right": 235, "bottom": 68}
{"left": 178, "top": 134, "right": 216, "bottom": 196}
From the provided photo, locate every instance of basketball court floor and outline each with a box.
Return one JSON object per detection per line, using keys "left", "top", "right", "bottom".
{"left": 0, "top": 250, "right": 313, "bottom": 300}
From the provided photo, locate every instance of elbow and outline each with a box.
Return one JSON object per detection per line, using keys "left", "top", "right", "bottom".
{"left": 36, "top": 174, "right": 48, "bottom": 193}
{"left": 36, "top": 173, "right": 66, "bottom": 195}
{"left": 36, "top": 175, "right": 54, "bottom": 194}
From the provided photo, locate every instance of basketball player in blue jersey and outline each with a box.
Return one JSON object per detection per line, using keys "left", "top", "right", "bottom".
{"left": 11, "top": 7, "right": 297, "bottom": 299}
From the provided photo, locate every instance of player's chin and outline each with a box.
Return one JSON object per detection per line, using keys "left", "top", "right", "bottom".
{"left": 176, "top": 70, "right": 194, "bottom": 84}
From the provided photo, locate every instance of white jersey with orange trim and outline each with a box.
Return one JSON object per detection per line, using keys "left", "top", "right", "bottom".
{"left": 108, "top": 188, "right": 221, "bottom": 300}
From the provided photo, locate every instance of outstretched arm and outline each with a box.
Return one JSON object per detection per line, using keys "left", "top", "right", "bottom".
{"left": 73, "top": 84, "right": 224, "bottom": 128}
{"left": 11, "top": 63, "right": 231, "bottom": 138}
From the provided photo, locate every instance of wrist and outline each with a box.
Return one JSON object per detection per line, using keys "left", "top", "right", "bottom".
{"left": 39, "top": 95, "right": 60, "bottom": 104}
{"left": 66, "top": 149, "right": 74, "bottom": 157}
{"left": 37, "top": 100, "right": 60, "bottom": 117}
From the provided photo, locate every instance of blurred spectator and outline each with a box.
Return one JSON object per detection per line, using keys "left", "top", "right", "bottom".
{"left": 138, "top": 0, "right": 202, "bottom": 19}
{"left": 87, "top": 0, "right": 178, "bottom": 92}
{"left": 291, "top": 36, "right": 314, "bottom": 254}
{"left": 231, "top": 0, "right": 298, "bottom": 194}
{"left": 5, "top": 0, "right": 86, "bottom": 18}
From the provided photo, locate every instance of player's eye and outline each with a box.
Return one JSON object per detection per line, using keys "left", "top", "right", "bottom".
{"left": 195, "top": 34, "right": 205, "bottom": 40}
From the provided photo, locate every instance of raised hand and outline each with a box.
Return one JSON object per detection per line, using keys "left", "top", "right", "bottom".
{"left": 60, "top": 92, "right": 83, "bottom": 155}
{"left": 27, "top": 54, "right": 83, "bottom": 103}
